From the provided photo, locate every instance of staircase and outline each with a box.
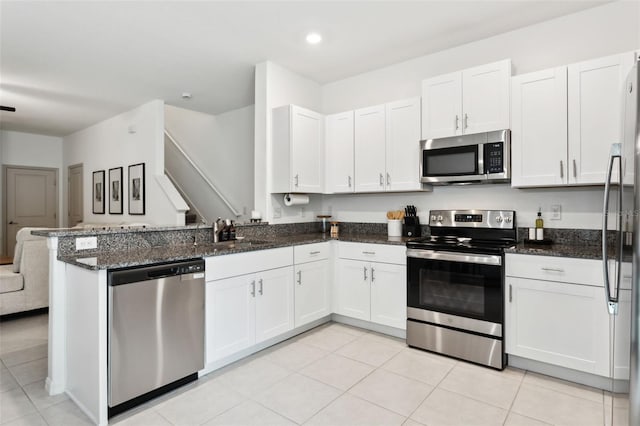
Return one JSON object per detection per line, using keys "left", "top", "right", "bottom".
{"left": 164, "top": 130, "right": 241, "bottom": 225}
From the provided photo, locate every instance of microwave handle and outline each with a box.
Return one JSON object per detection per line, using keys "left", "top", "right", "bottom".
{"left": 477, "top": 143, "right": 484, "bottom": 175}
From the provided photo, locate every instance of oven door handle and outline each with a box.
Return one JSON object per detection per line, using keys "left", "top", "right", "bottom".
{"left": 407, "top": 249, "right": 502, "bottom": 266}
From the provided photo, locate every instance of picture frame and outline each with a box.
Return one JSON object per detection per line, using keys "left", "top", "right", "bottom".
{"left": 108, "top": 167, "right": 123, "bottom": 214}
{"left": 128, "top": 163, "right": 145, "bottom": 215}
{"left": 92, "top": 170, "right": 105, "bottom": 214}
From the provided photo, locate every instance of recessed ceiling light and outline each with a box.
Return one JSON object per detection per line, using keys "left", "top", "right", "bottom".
{"left": 181, "top": 92, "right": 192, "bottom": 100}
{"left": 305, "top": 32, "right": 322, "bottom": 45}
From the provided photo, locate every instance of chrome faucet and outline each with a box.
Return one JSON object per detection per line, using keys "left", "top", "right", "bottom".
{"left": 193, "top": 218, "right": 206, "bottom": 247}
{"left": 213, "top": 217, "right": 222, "bottom": 243}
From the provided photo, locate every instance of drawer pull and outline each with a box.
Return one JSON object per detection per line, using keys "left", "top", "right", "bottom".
{"left": 541, "top": 267, "right": 564, "bottom": 273}
{"left": 362, "top": 251, "right": 376, "bottom": 255}
{"left": 309, "top": 251, "right": 321, "bottom": 255}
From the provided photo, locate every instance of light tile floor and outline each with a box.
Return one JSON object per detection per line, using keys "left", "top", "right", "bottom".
{"left": 0, "top": 314, "right": 629, "bottom": 426}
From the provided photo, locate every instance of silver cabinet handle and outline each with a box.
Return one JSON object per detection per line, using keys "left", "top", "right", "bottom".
{"left": 464, "top": 113, "right": 469, "bottom": 129}
{"left": 509, "top": 284, "right": 512, "bottom": 303}
{"left": 348, "top": 175, "right": 352, "bottom": 187}
{"left": 363, "top": 266, "right": 368, "bottom": 281}
{"left": 454, "top": 115, "right": 459, "bottom": 130}
{"left": 573, "top": 159, "right": 577, "bottom": 178}
{"left": 541, "top": 267, "right": 565, "bottom": 273}
{"left": 309, "top": 251, "right": 321, "bottom": 255}
{"left": 251, "top": 280, "right": 256, "bottom": 297}
{"left": 362, "top": 251, "right": 376, "bottom": 255}
{"left": 379, "top": 173, "right": 384, "bottom": 186}
{"left": 371, "top": 267, "right": 375, "bottom": 282}
{"left": 297, "top": 270, "right": 302, "bottom": 285}
{"left": 8, "top": 221, "right": 18, "bottom": 225}
{"left": 258, "top": 278, "right": 263, "bottom": 295}
{"left": 294, "top": 174, "right": 299, "bottom": 187}
{"left": 386, "top": 173, "right": 391, "bottom": 186}
{"left": 560, "top": 160, "right": 564, "bottom": 179}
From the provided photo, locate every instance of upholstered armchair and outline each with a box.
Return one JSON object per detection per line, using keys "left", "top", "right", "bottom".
{"left": 0, "top": 228, "right": 49, "bottom": 316}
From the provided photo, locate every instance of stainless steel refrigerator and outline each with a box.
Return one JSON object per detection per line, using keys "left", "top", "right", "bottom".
{"left": 603, "top": 56, "right": 639, "bottom": 426}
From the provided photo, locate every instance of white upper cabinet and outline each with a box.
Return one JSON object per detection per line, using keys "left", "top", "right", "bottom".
{"left": 511, "top": 67, "right": 568, "bottom": 187}
{"left": 462, "top": 60, "right": 511, "bottom": 135}
{"left": 354, "top": 104, "right": 387, "bottom": 192}
{"left": 272, "top": 105, "right": 324, "bottom": 193}
{"left": 385, "top": 97, "right": 422, "bottom": 191}
{"left": 568, "top": 53, "right": 635, "bottom": 185}
{"left": 511, "top": 52, "right": 635, "bottom": 188}
{"left": 421, "top": 59, "right": 511, "bottom": 140}
{"left": 421, "top": 72, "right": 462, "bottom": 139}
{"left": 325, "top": 111, "right": 355, "bottom": 193}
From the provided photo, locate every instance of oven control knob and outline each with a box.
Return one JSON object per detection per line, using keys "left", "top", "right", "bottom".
{"left": 495, "top": 216, "right": 503, "bottom": 223}
{"left": 504, "top": 217, "right": 512, "bottom": 223}
{"left": 431, "top": 215, "right": 437, "bottom": 222}
{"left": 437, "top": 215, "right": 444, "bottom": 222}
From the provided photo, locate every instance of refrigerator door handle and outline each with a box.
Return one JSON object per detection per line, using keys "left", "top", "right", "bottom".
{"left": 602, "top": 143, "right": 622, "bottom": 315}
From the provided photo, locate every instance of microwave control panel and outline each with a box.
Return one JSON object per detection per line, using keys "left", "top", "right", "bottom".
{"left": 484, "top": 142, "right": 504, "bottom": 174}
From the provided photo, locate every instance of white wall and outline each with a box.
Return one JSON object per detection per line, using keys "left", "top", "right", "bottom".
{"left": 319, "top": 1, "right": 640, "bottom": 229}
{"left": 63, "top": 100, "right": 180, "bottom": 226}
{"left": 164, "top": 104, "right": 254, "bottom": 223}
{"left": 0, "top": 130, "right": 64, "bottom": 254}
{"left": 254, "top": 61, "right": 325, "bottom": 223}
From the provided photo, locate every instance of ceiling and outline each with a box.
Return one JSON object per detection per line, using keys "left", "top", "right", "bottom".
{"left": 0, "top": 1, "right": 610, "bottom": 137}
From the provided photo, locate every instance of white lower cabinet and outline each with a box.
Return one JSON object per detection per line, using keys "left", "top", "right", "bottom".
{"left": 336, "top": 242, "right": 406, "bottom": 330}
{"left": 207, "top": 266, "right": 294, "bottom": 363}
{"left": 505, "top": 254, "right": 610, "bottom": 376}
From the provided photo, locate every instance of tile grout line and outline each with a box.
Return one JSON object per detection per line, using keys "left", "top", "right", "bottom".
{"left": 501, "top": 368, "right": 527, "bottom": 426}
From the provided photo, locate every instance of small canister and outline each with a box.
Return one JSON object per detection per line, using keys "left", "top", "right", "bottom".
{"left": 330, "top": 221, "right": 339, "bottom": 238}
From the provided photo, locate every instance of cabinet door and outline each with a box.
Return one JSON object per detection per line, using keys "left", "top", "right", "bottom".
{"left": 336, "top": 259, "right": 370, "bottom": 321}
{"left": 385, "top": 98, "right": 422, "bottom": 191}
{"left": 506, "top": 277, "right": 609, "bottom": 376}
{"left": 255, "top": 266, "right": 294, "bottom": 343}
{"left": 291, "top": 106, "right": 324, "bottom": 193}
{"left": 462, "top": 59, "right": 511, "bottom": 135}
{"left": 206, "top": 276, "right": 255, "bottom": 363}
{"left": 294, "top": 259, "right": 331, "bottom": 327}
{"left": 326, "top": 111, "right": 355, "bottom": 193}
{"left": 568, "top": 53, "right": 635, "bottom": 184}
{"left": 354, "top": 105, "right": 386, "bottom": 192}
{"left": 370, "top": 262, "right": 406, "bottom": 329}
{"left": 421, "top": 71, "right": 462, "bottom": 139}
{"left": 511, "top": 67, "right": 568, "bottom": 187}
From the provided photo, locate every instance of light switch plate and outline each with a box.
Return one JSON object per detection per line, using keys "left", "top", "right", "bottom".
{"left": 76, "top": 236, "right": 97, "bottom": 250}
{"left": 550, "top": 205, "right": 562, "bottom": 220}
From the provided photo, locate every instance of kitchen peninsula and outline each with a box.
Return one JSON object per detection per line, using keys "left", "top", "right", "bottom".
{"left": 35, "top": 223, "right": 410, "bottom": 425}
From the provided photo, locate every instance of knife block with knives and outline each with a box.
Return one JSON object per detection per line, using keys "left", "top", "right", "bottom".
{"left": 403, "top": 205, "right": 421, "bottom": 237}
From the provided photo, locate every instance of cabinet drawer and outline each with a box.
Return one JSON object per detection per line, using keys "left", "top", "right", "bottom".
{"left": 506, "top": 254, "right": 602, "bottom": 287}
{"left": 206, "top": 247, "right": 293, "bottom": 281}
{"left": 294, "top": 242, "right": 330, "bottom": 264}
{"left": 338, "top": 241, "right": 406, "bottom": 265}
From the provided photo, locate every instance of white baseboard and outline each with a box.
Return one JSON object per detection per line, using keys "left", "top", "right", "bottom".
{"left": 331, "top": 314, "right": 406, "bottom": 339}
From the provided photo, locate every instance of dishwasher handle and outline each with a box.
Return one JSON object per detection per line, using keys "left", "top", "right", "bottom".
{"left": 108, "top": 259, "right": 205, "bottom": 286}
{"left": 147, "top": 267, "right": 179, "bottom": 279}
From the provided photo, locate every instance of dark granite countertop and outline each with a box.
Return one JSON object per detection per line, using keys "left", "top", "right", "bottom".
{"left": 58, "top": 232, "right": 413, "bottom": 270}
{"left": 506, "top": 242, "right": 631, "bottom": 262}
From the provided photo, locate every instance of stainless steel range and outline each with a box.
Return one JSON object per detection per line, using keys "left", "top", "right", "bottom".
{"left": 406, "top": 209, "right": 516, "bottom": 370}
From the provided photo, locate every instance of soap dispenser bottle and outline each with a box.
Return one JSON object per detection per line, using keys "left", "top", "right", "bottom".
{"left": 535, "top": 210, "right": 544, "bottom": 241}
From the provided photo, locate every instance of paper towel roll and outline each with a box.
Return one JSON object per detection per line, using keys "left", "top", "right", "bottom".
{"left": 284, "top": 193, "right": 309, "bottom": 206}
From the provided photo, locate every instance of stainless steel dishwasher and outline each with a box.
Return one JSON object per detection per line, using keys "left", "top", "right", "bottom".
{"left": 108, "top": 258, "right": 205, "bottom": 417}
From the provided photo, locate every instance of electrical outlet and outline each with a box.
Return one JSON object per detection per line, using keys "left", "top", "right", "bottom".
{"left": 273, "top": 207, "right": 282, "bottom": 219}
{"left": 300, "top": 207, "right": 305, "bottom": 217}
{"left": 76, "top": 236, "right": 97, "bottom": 250}
{"left": 550, "top": 204, "right": 562, "bottom": 220}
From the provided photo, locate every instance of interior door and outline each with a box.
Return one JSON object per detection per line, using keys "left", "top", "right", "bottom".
{"left": 4, "top": 166, "right": 57, "bottom": 256}
{"left": 68, "top": 164, "right": 83, "bottom": 227}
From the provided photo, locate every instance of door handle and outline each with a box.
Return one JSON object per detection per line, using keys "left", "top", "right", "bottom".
{"left": 464, "top": 113, "right": 469, "bottom": 129}
{"left": 371, "top": 267, "right": 375, "bottom": 282}
{"left": 573, "top": 159, "right": 577, "bottom": 178}
{"left": 294, "top": 174, "right": 299, "bottom": 187}
{"left": 386, "top": 173, "right": 391, "bottom": 186}
{"left": 603, "top": 143, "right": 623, "bottom": 315}
{"left": 509, "top": 284, "right": 512, "bottom": 303}
{"left": 297, "top": 270, "right": 302, "bottom": 285}
{"left": 8, "top": 221, "right": 18, "bottom": 225}
{"left": 348, "top": 176, "right": 352, "bottom": 187}
{"left": 559, "top": 160, "right": 564, "bottom": 179}
{"left": 454, "top": 115, "right": 459, "bottom": 130}
{"left": 363, "top": 266, "right": 368, "bottom": 281}
{"left": 251, "top": 280, "right": 256, "bottom": 297}
{"left": 258, "top": 278, "right": 263, "bottom": 295}
{"left": 379, "top": 173, "right": 384, "bottom": 186}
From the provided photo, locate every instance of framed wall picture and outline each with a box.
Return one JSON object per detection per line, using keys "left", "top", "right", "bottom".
{"left": 92, "top": 170, "right": 105, "bottom": 214}
{"left": 128, "top": 163, "right": 145, "bottom": 215}
{"left": 108, "top": 167, "right": 123, "bottom": 214}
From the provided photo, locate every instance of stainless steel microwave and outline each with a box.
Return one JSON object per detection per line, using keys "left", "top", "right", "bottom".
{"left": 420, "top": 129, "right": 510, "bottom": 184}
